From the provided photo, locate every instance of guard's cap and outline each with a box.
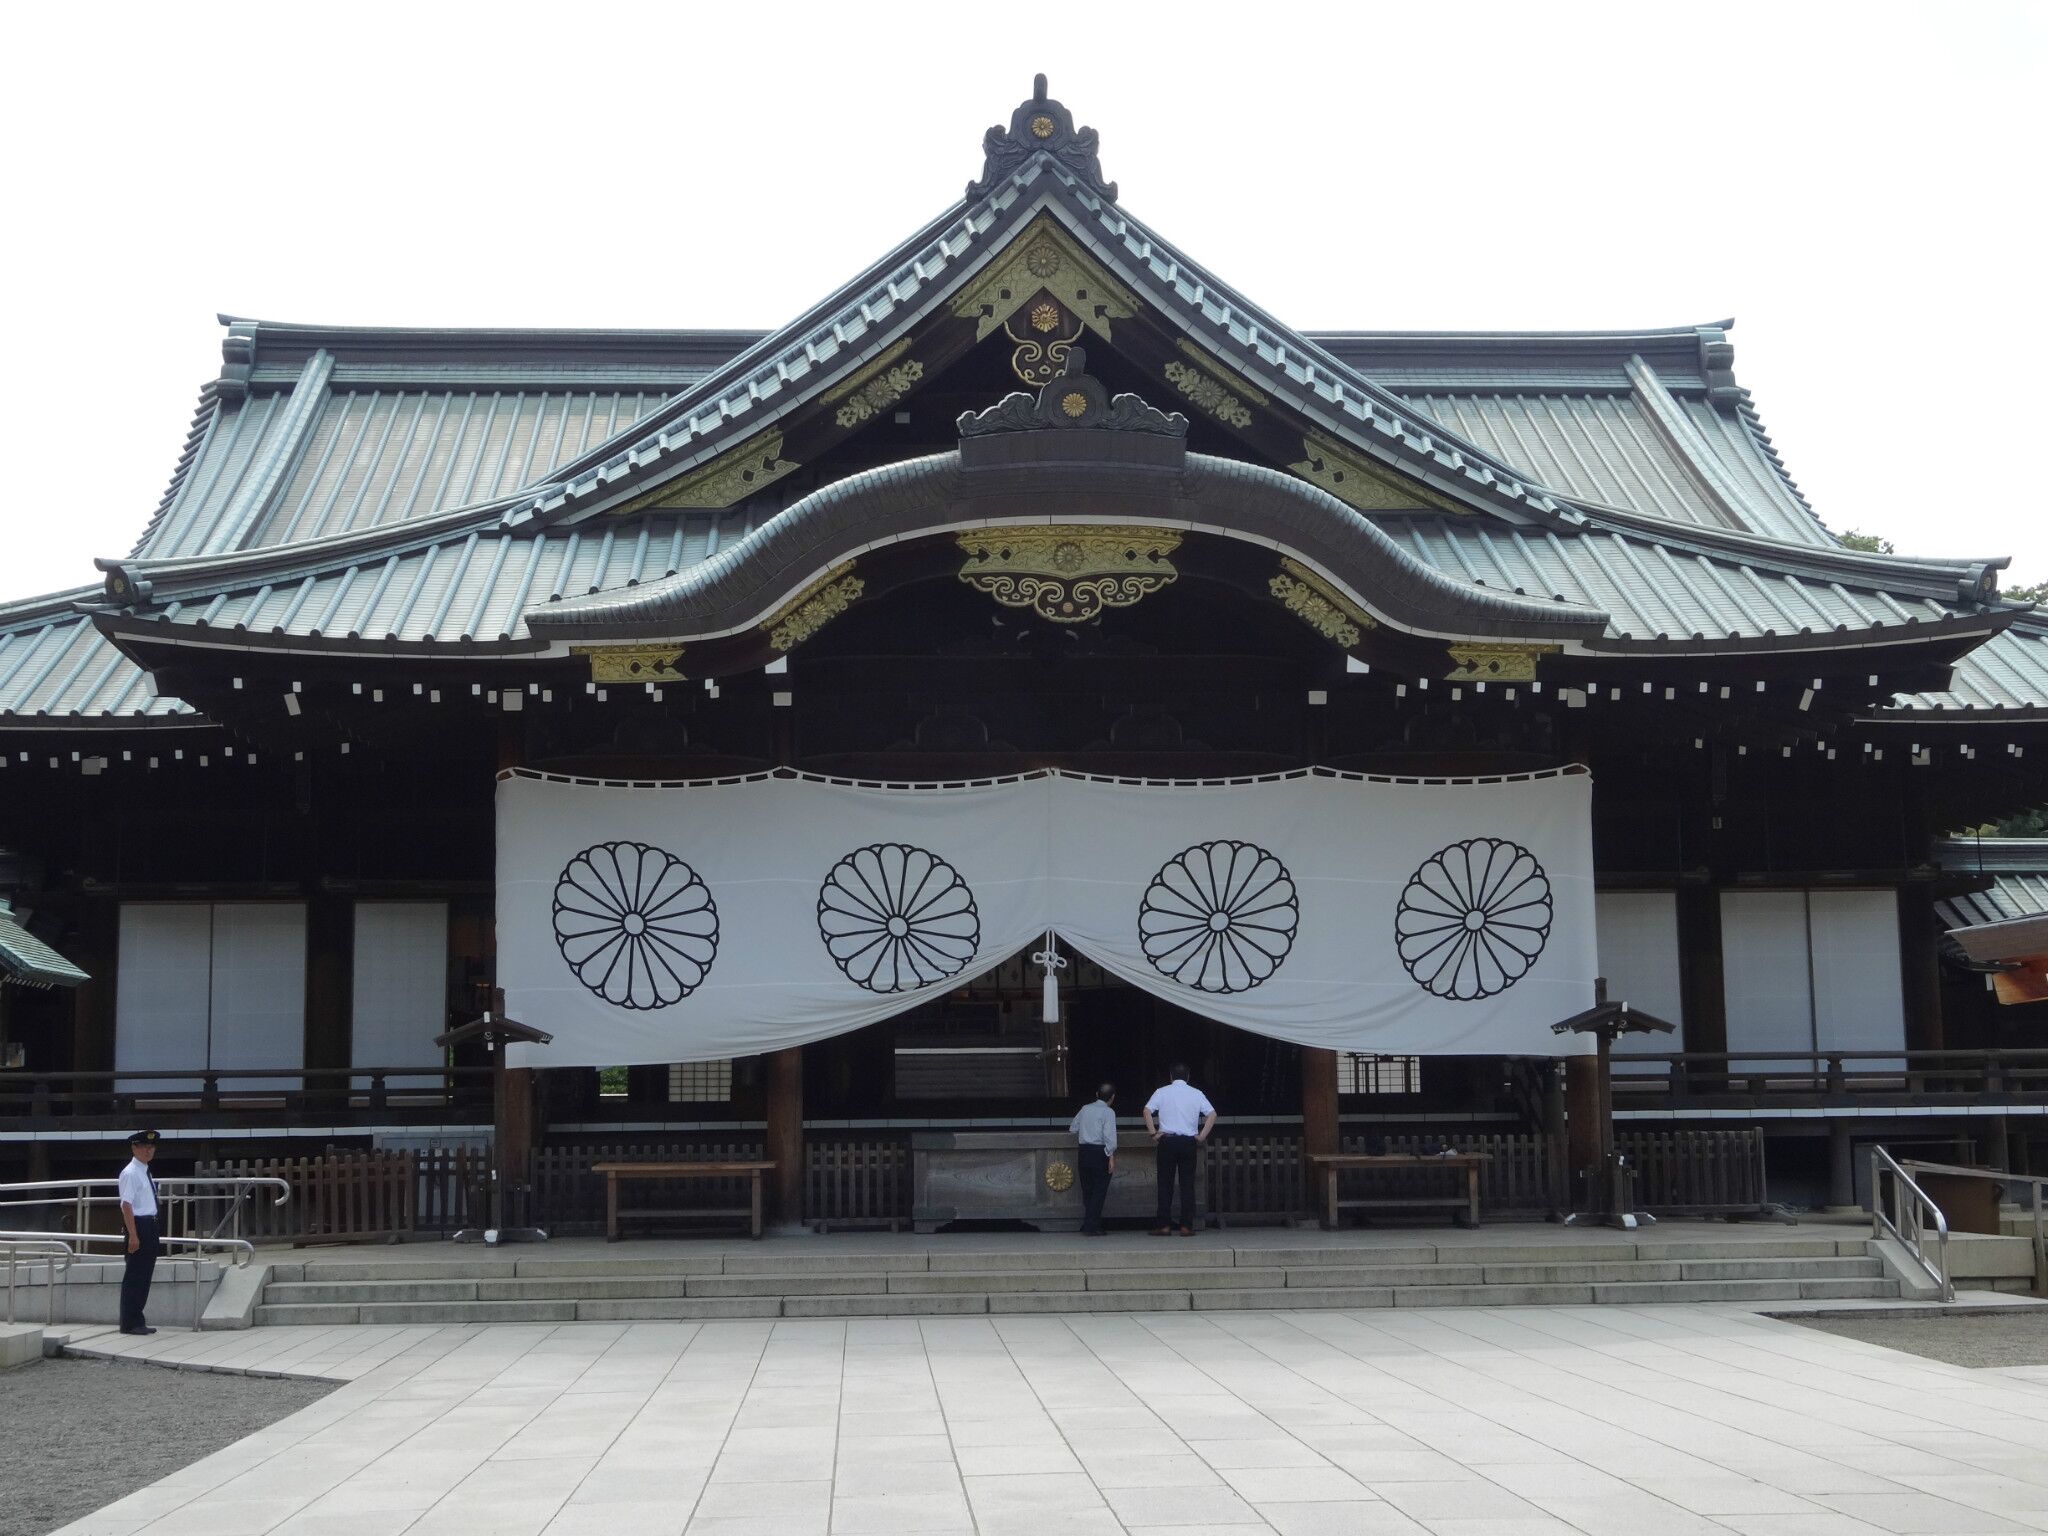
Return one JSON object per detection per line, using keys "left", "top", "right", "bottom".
{"left": 127, "top": 1129, "right": 160, "bottom": 1146}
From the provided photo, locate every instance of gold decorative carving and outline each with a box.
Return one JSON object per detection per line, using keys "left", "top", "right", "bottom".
{"left": 952, "top": 216, "right": 1137, "bottom": 344}
{"left": 957, "top": 526, "right": 1181, "bottom": 624}
{"left": 571, "top": 644, "right": 686, "bottom": 683}
{"left": 1029, "top": 301, "right": 1062, "bottom": 334}
{"left": 1268, "top": 558, "right": 1376, "bottom": 648}
{"left": 1029, "top": 115, "right": 1056, "bottom": 140}
{"left": 623, "top": 430, "right": 798, "bottom": 512}
{"left": 763, "top": 563, "right": 865, "bottom": 652}
{"left": 831, "top": 345, "right": 925, "bottom": 429}
{"left": 1290, "top": 434, "right": 1459, "bottom": 515}
{"left": 1044, "top": 1160, "right": 1075, "bottom": 1192}
{"left": 1162, "top": 360, "right": 1254, "bottom": 429}
{"left": 1172, "top": 339, "right": 1269, "bottom": 407}
{"left": 1444, "top": 643, "right": 1558, "bottom": 682}
{"left": 1060, "top": 391, "right": 1089, "bottom": 418}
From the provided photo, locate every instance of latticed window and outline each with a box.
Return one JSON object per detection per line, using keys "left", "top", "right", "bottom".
{"left": 668, "top": 1060, "right": 733, "bottom": 1102}
{"left": 1339, "top": 1054, "right": 1421, "bottom": 1095}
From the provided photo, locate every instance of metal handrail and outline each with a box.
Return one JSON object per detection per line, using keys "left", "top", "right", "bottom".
{"left": 3, "top": 1237, "right": 75, "bottom": 1327}
{"left": 1900, "top": 1158, "right": 2048, "bottom": 1299}
{"left": 0, "top": 1230, "right": 258, "bottom": 1333}
{"left": 0, "top": 1176, "right": 290, "bottom": 1245}
{"left": 1869, "top": 1147, "right": 1952, "bottom": 1302}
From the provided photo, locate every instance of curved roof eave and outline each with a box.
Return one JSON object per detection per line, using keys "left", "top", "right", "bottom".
{"left": 524, "top": 446, "right": 1608, "bottom": 648}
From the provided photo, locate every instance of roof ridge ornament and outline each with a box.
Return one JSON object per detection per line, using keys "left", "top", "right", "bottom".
{"left": 968, "top": 74, "right": 1117, "bottom": 203}
{"left": 957, "top": 347, "right": 1187, "bottom": 440}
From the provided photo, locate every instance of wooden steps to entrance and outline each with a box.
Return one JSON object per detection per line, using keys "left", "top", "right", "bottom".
{"left": 253, "top": 1237, "right": 1896, "bottom": 1324}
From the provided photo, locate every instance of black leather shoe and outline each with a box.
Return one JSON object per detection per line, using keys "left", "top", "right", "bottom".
{"left": 119, "top": 1326, "right": 157, "bottom": 1336}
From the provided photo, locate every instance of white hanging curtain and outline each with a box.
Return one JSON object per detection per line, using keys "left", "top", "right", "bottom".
{"left": 496, "top": 768, "right": 1596, "bottom": 1067}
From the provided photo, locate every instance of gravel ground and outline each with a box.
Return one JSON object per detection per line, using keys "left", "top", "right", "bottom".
{"left": 1785, "top": 1309, "right": 2048, "bottom": 1367}
{"left": 0, "top": 1354, "right": 334, "bottom": 1536}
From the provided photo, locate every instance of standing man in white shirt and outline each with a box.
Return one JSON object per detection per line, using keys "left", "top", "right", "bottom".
{"left": 117, "top": 1129, "right": 161, "bottom": 1336}
{"left": 1068, "top": 1083, "right": 1119, "bottom": 1236}
{"left": 1143, "top": 1064, "right": 1216, "bottom": 1236}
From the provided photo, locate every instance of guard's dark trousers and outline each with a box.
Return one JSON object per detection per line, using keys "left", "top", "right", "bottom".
{"left": 1078, "top": 1144, "right": 1112, "bottom": 1234}
{"left": 1155, "top": 1134, "right": 1199, "bottom": 1229}
{"left": 120, "top": 1215, "right": 159, "bottom": 1331}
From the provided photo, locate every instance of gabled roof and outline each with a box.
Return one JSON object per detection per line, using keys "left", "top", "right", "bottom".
{"left": 3, "top": 80, "right": 2043, "bottom": 726}
{"left": 1937, "top": 839, "right": 2048, "bottom": 932}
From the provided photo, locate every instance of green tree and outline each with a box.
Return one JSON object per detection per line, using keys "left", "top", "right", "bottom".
{"left": 1838, "top": 529, "right": 1895, "bottom": 554}
{"left": 2005, "top": 580, "right": 2047, "bottom": 604}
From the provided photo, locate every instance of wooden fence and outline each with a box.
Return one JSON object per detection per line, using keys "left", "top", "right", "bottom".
{"left": 1206, "top": 1134, "right": 1306, "bottom": 1221}
{"left": 195, "top": 1149, "right": 488, "bottom": 1245}
{"left": 1617, "top": 1128, "right": 1770, "bottom": 1215}
{"left": 807, "top": 1137, "right": 911, "bottom": 1231}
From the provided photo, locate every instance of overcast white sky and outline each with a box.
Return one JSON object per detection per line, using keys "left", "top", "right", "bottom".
{"left": 2, "top": 1, "right": 2041, "bottom": 600}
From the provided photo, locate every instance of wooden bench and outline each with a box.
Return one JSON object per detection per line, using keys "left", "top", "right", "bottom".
{"left": 1310, "top": 1152, "right": 1486, "bottom": 1230}
{"left": 590, "top": 1160, "right": 777, "bottom": 1241}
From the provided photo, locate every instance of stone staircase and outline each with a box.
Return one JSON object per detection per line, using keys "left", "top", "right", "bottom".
{"left": 254, "top": 1236, "right": 1896, "bottom": 1324}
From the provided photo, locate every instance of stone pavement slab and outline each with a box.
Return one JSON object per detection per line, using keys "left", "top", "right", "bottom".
{"left": 37, "top": 1298, "right": 2048, "bottom": 1535}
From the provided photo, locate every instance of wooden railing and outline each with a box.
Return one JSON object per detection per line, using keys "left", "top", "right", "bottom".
{"left": 807, "top": 1137, "right": 911, "bottom": 1231}
{"left": 1612, "top": 1050, "right": 2048, "bottom": 1106}
{"left": 1615, "top": 1129, "right": 1769, "bottom": 1215}
{"left": 196, "top": 1148, "right": 489, "bottom": 1244}
{"left": 2, "top": 1067, "right": 494, "bottom": 1129}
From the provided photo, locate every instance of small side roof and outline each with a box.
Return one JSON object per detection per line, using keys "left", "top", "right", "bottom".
{"left": 0, "top": 897, "right": 89, "bottom": 989}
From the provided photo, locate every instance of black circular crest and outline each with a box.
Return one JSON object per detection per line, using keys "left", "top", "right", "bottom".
{"left": 1395, "top": 838, "right": 1553, "bottom": 1001}
{"left": 818, "top": 844, "right": 981, "bottom": 994}
{"left": 552, "top": 842, "right": 718, "bottom": 1010}
{"left": 1138, "top": 840, "right": 1299, "bottom": 994}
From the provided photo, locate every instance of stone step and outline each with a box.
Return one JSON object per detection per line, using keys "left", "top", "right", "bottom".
{"left": 264, "top": 1280, "right": 482, "bottom": 1305}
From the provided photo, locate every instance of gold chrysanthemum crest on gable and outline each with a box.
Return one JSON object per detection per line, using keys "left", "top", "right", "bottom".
{"left": 951, "top": 216, "right": 1137, "bottom": 345}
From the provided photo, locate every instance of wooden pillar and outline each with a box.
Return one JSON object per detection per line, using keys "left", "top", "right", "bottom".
{"left": 1827, "top": 1120, "right": 1856, "bottom": 1209}
{"left": 1897, "top": 884, "right": 1945, "bottom": 1053}
{"left": 1565, "top": 1051, "right": 1602, "bottom": 1202}
{"left": 69, "top": 896, "right": 118, "bottom": 1077}
{"left": 494, "top": 714, "right": 537, "bottom": 1184}
{"left": 304, "top": 893, "right": 353, "bottom": 1108}
{"left": 1300, "top": 1046, "right": 1339, "bottom": 1198}
{"left": 765, "top": 1047, "right": 804, "bottom": 1225}
{"left": 1675, "top": 885, "right": 1727, "bottom": 1057}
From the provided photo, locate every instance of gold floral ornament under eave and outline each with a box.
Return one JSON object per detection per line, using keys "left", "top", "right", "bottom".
{"left": 763, "top": 564, "right": 865, "bottom": 652}
{"left": 957, "top": 527, "right": 1181, "bottom": 624}
{"left": 1162, "top": 361, "right": 1253, "bottom": 429}
{"left": 1030, "top": 115, "right": 1056, "bottom": 140}
{"left": 1268, "top": 558, "right": 1375, "bottom": 650}
{"left": 1029, "top": 301, "right": 1062, "bottom": 334}
{"left": 1044, "top": 1160, "right": 1075, "bottom": 1192}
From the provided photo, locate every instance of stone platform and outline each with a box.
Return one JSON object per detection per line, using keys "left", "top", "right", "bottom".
{"left": 249, "top": 1221, "right": 1901, "bottom": 1325}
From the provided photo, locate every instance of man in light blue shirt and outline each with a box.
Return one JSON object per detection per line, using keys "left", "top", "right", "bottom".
{"left": 1068, "top": 1083, "right": 1118, "bottom": 1236}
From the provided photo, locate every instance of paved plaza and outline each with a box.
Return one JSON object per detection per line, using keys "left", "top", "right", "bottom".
{"left": 43, "top": 1301, "right": 2048, "bottom": 1536}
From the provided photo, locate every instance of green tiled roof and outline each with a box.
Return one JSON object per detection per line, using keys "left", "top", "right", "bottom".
{"left": 0, "top": 898, "right": 89, "bottom": 989}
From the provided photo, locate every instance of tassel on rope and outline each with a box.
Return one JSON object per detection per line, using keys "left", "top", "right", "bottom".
{"left": 1031, "top": 929, "right": 1068, "bottom": 1025}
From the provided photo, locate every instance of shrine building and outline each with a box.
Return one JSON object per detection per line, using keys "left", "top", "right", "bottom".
{"left": 2, "top": 80, "right": 2044, "bottom": 1226}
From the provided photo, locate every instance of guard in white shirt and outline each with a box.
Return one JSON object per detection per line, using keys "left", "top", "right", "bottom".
{"left": 1143, "top": 1064, "right": 1216, "bottom": 1236}
{"left": 117, "top": 1129, "right": 161, "bottom": 1335}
